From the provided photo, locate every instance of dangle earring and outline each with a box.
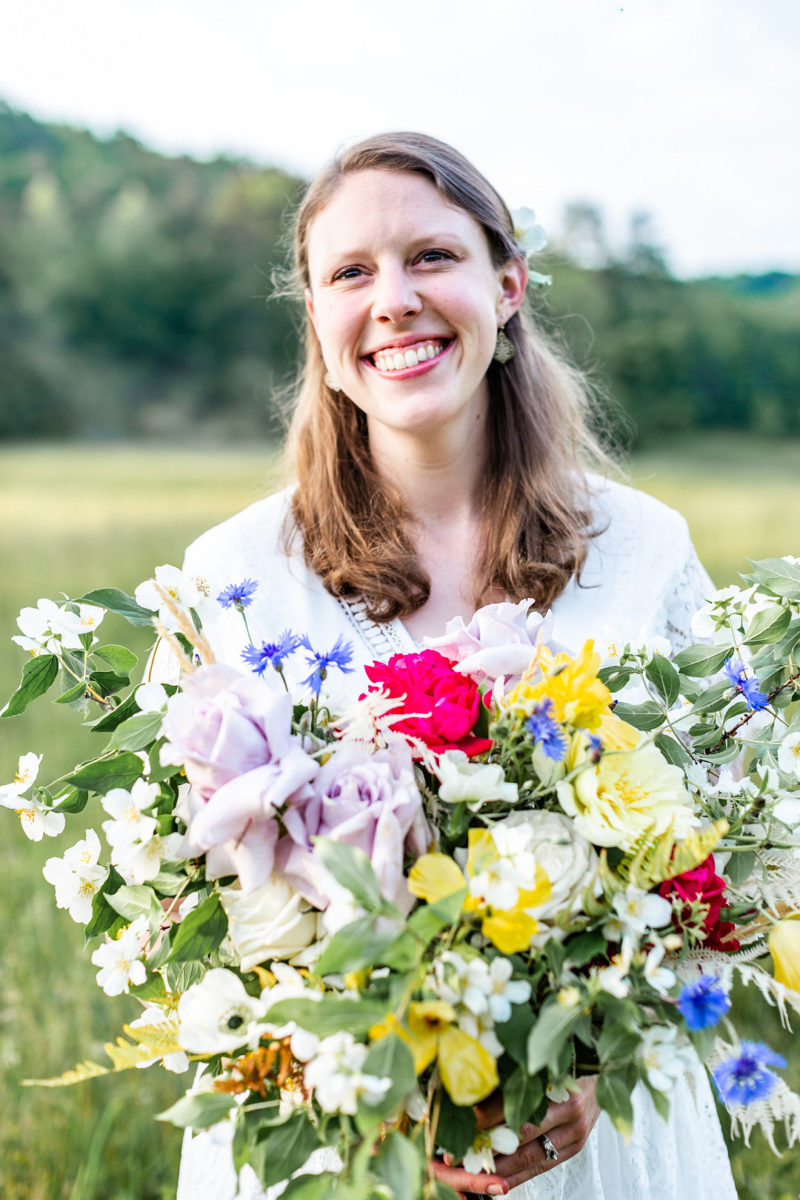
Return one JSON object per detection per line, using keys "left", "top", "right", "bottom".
{"left": 324, "top": 371, "right": 341, "bottom": 391}
{"left": 493, "top": 326, "right": 515, "bottom": 364}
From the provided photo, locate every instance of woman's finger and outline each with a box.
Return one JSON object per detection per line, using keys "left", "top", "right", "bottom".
{"left": 429, "top": 1157, "right": 510, "bottom": 1196}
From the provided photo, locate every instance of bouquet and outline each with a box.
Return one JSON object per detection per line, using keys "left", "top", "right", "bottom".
{"left": 3, "top": 556, "right": 800, "bottom": 1199}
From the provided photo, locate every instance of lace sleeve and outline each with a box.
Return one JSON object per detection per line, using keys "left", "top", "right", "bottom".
{"left": 660, "top": 538, "right": 716, "bottom": 654}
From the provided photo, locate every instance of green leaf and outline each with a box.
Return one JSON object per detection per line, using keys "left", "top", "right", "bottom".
{"left": 65, "top": 751, "right": 144, "bottom": 793}
{"left": 502, "top": 1065, "right": 545, "bottom": 1136}
{"left": 106, "top": 884, "right": 163, "bottom": 924}
{"left": 645, "top": 656, "right": 680, "bottom": 708}
{"left": 106, "top": 710, "right": 165, "bottom": 752}
{"left": 157, "top": 1091, "right": 237, "bottom": 1129}
{"left": 744, "top": 558, "right": 800, "bottom": 602}
{"left": 435, "top": 1090, "right": 478, "bottom": 1159}
{"left": 279, "top": 1174, "right": 338, "bottom": 1200}
{"left": 314, "top": 838, "right": 386, "bottom": 911}
{"left": 725, "top": 850, "right": 756, "bottom": 885}
{"left": 167, "top": 893, "right": 228, "bottom": 962}
{"left": 564, "top": 929, "right": 607, "bottom": 966}
{"left": 2, "top": 654, "right": 59, "bottom": 718}
{"left": 642, "top": 1077, "right": 671, "bottom": 1122}
{"left": 356, "top": 1036, "right": 416, "bottom": 1129}
{"left": 56, "top": 678, "right": 90, "bottom": 705}
{"left": 251, "top": 1113, "right": 321, "bottom": 1188}
{"left": 610, "top": 701, "right": 664, "bottom": 731}
{"left": 79, "top": 588, "right": 156, "bottom": 627}
{"left": 653, "top": 733, "right": 692, "bottom": 768}
{"left": 407, "top": 904, "right": 449, "bottom": 944}
{"left": 163, "top": 959, "right": 207, "bottom": 992}
{"left": 84, "top": 866, "right": 126, "bottom": 941}
{"left": 596, "top": 1022, "right": 640, "bottom": 1066}
{"left": 673, "top": 644, "right": 731, "bottom": 678}
{"left": 598, "top": 665, "right": 634, "bottom": 693}
{"left": 496, "top": 997, "right": 536, "bottom": 1066}
{"left": 374, "top": 1131, "right": 425, "bottom": 1199}
{"left": 94, "top": 644, "right": 139, "bottom": 675}
{"left": 527, "top": 1000, "right": 581, "bottom": 1075}
{"left": 89, "top": 691, "right": 140, "bottom": 733}
{"left": 595, "top": 1070, "right": 635, "bottom": 1138}
{"left": 744, "top": 605, "right": 791, "bottom": 647}
{"left": 315, "top": 915, "right": 406, "bottom": 976}
{"left": 264, "top": 995, "right": 388, "bottom": 1038}
{"left": 50, "top": 785, "right": 89, "bottom": 813}
{"left": 129, "top": 973, "right": 169, "bottom": 1004}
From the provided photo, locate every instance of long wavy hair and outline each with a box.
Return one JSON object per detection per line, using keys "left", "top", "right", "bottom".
{"left": 282, "top": 132, "right": 611, "bottom": 622}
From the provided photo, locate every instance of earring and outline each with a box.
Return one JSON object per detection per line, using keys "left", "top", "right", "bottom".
{"left": 493, "top": 326, "right": 515, "bottom": 364}
{"left": 324, "top": 371, "right": 341, "bottom": 391}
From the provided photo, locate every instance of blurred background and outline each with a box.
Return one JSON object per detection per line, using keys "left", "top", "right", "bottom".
{"left": 1, "top": 1, "right": 799, "bottom": 1196}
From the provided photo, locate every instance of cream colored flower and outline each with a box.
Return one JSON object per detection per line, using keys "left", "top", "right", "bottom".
{"left": 220, "top": 876, "right": 320, "bottom": 970}
{"left": 557, "top": 738, "right": 696, "bottom": 851}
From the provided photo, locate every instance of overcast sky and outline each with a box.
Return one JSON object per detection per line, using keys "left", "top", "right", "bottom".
{"left": 3, "top": 0, "right": 799, "bottom": 277}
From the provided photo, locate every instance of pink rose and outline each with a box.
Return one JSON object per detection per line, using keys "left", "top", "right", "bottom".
{"left": 279, "top": 743, "right": 431, "bottom": 911}
{"left": 363, "top": 649, "right": 493, "bottom": 758}
{"left": 424, "top": 599, "right": 564, "bottom": 688}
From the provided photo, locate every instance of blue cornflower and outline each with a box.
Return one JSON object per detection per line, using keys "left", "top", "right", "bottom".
{"left": 677, "top": 975, "right": 731, "bottom": 1031}
{"left": 299, "top": 634, "right": 355, "bottom": 697}
{"left": 587, "top": 733, "right": 603, "bottom": 762}
{"left": 217, "top": 579, "right": 259, "bottom": 610}
{"left": 713, "top": 1041, "right": 787, "bottom": 1106}
{"left": 526, "top": 699, "right": 569, "bottom": 762}
{"left": 723, "top": 656, "right": 769, "bottom": 711}
{"left": 241, "top": 630, "right": 300, "bottom": 675}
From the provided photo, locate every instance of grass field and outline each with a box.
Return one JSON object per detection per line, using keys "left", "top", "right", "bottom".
{"left": 1, "top": 437, "right": 799, "bottom": 1199}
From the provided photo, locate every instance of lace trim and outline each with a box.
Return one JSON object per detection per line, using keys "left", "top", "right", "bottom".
{"left": 336, "top": 596, "right": 410, "bottom": 659}
{"left": 662, "top": 543, "right": 715, "bottom": 654}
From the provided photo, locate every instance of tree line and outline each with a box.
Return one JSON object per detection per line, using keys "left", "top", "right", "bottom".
{"left": 1, "top": 101, "right": 798, "bottom": 444}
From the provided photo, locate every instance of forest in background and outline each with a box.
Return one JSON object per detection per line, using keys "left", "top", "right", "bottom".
{"left": 1, "top": 99, "right": 799, "bottom": 445}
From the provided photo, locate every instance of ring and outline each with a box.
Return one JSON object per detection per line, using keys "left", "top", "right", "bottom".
{"left": 539, "top": 1133, "right": 559, "bottom": 1162}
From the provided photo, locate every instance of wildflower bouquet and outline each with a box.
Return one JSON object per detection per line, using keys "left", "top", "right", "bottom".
{"left": 3, "top": 555, "right": 800, "bottom": 1198}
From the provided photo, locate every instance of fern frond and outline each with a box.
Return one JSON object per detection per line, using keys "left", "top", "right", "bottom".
{"left": 23, "top": 1017, "right": 183, "bottom": 1087}
{"left": 623, "top": 819, "right": 729, "bottom": 890}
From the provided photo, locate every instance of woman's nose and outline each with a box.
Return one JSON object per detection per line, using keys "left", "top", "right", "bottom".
{"left": 370, "top": 264, "right": 422, "bottom": 324}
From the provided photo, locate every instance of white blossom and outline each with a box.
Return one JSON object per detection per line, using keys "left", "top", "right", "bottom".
{"left": 643, "top": 943, "right": 676, "bottom": 995}
{"left": 602, "top": 886, "right": 672, "bottom": 959}
{"left": 101, "top": 778, "right": 160, "bottom": 848}
{"left": 91, "top": 918, "right": 148, "bottom": 996}
{"left": 0, "top": 753, "right": 65, "bottom": 841}
{"left": 42, "top": 828, "right": 107, "bottom": 922}
{"left": 135, "top": 682, "right": 169, "bottom": 713}
{"left": 437, "top": 751, "right": 518, "bottom": 809}
{"left": 177, "top": 968, "right": 267, "bottom": 1054}
{"left": 14, "top": 598, "right": 104, "bottom": 653}
{"left": 778, "top": 733, "right": 800, "bottom": 781}
{"left": 462, "top": 1125, "right": 519, "bottom": 1174}
{"left": 303, "top": 1031, "right": 390, "bottom": 1115}
{"left": 134, "top": 564, "right": 210, "bottom": 631}
{"left": 637, "top": 1025, "right": 695, "bottom": 1092}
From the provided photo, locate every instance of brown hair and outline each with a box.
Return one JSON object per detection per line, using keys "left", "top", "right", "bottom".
{"left": 283, "top": 131, "right": 611, "bottom": 622}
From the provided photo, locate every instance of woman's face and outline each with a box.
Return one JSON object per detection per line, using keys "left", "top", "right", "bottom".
{"left": 304, "top": 169, "right": 526, "bottom": 442}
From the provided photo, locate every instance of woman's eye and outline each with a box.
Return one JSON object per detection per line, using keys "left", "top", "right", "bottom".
{"left": 332, "top": 265, "right": 364, "bottom": 282}
{"left": 419, "top": 249, "right": 453, "bottom": 264}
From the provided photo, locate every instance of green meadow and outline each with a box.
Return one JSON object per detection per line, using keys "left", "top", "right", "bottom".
{"left": 1, "top": 438, "right": 799, "bottom": 1199}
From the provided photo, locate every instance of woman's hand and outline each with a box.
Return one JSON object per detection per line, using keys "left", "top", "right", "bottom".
{"left": 429, "top": 1077, "right": 600, "bottom": 1197}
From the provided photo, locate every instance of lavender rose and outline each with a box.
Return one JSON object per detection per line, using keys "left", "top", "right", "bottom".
{"left": 424, "top": 599, "right": 567, "bottom": 690}
{"left": 279, "top": 743, "right": 431, "bottom": 912}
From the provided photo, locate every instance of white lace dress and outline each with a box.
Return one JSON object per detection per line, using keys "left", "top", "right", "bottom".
{"left": 174, "top": 476, "right": 738, "bottom": 1200}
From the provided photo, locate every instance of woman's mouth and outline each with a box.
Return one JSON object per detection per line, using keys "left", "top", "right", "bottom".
{"left": 366, "top": 338, "right": 452, "bottom": 375}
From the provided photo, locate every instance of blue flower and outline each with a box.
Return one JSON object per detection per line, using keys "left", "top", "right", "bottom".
{"left": 241, "top": 630, "right": 300, "bottom": 675}
{"left": 713, "top": 1041, "right": 787, "bottom": 1105}
{"left": 723, "top": 656, "right": 768, "bottom": 711}
{"left": 299, "top": 634, "right": 355, "bottom": 697}
{"left": 677, "top": 975, "right": 731, "bottom": 1031}
{"left": 526, "top": 699, "right": 569, "bottom": 762}
{"left": 217, "top": 579, "right": 259, "bottom": 610}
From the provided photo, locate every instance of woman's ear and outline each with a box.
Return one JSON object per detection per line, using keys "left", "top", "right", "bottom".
{"left": 495, "top": 257, "right": 528, "bottom": 326}
{"left": 304, "top": 288, "right": 319, "bottom": 336}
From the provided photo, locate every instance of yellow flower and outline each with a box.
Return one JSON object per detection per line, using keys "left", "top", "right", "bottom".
{"left": 508, "top": 640, "right": 611, "bottom": 732}
{"left": 406, "top": 1001, "right": 499, "bottom": 1104}
{"left": 558, "top": 739, "right": 695, "bottom": 851}
{"left": 769, "top": 915, "right": 800, "bottom": 991}
{"left": 408, "top": 853, "right": 466, "bottom": 904}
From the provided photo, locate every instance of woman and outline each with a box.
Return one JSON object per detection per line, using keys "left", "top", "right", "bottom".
{"left": 174, "top": 133, "right": 737, "bottom": 1199}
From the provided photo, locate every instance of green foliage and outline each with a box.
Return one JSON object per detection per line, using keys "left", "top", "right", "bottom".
{"left": 167, "top": 893, "right": 228, "bottom": 963}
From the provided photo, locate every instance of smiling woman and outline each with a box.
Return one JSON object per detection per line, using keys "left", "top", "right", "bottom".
{"left": 170, "top": 132, "right": 738, "bottom": 1199}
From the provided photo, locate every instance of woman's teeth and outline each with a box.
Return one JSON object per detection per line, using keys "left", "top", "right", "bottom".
{"left": 372, "top": 340, "right": 445, "bottom": 372}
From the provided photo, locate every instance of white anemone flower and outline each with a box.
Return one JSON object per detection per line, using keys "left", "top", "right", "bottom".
{"left": 43, "top": 828, "right": 107, "bottom": 923}
{"left": 637, "top": 1025, "right": 696, "bottom": 1093}
{"left": 91, "top": 918, "right": 148, "bottom": 996}
{"left": 462, "top": 1125, "right": 519, "bottom": 1174}
{"left": 177, "top": 968, "right": 267, "bottom": 1054}
{"left": 101, "top": 778, "right": 160, "bottom": 848}
{"left": 14, "top": 598, "right": 104, "bottom": 652}
{"left": 437, "top": 751, "right": 518, "bottom": 809}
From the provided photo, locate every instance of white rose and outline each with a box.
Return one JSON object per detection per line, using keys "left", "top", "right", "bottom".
{"left": 220, "top": 876, "right": 320, "bottom": 970}
{"left": 499, "top": 810, "right": 598, "bottom": 945}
